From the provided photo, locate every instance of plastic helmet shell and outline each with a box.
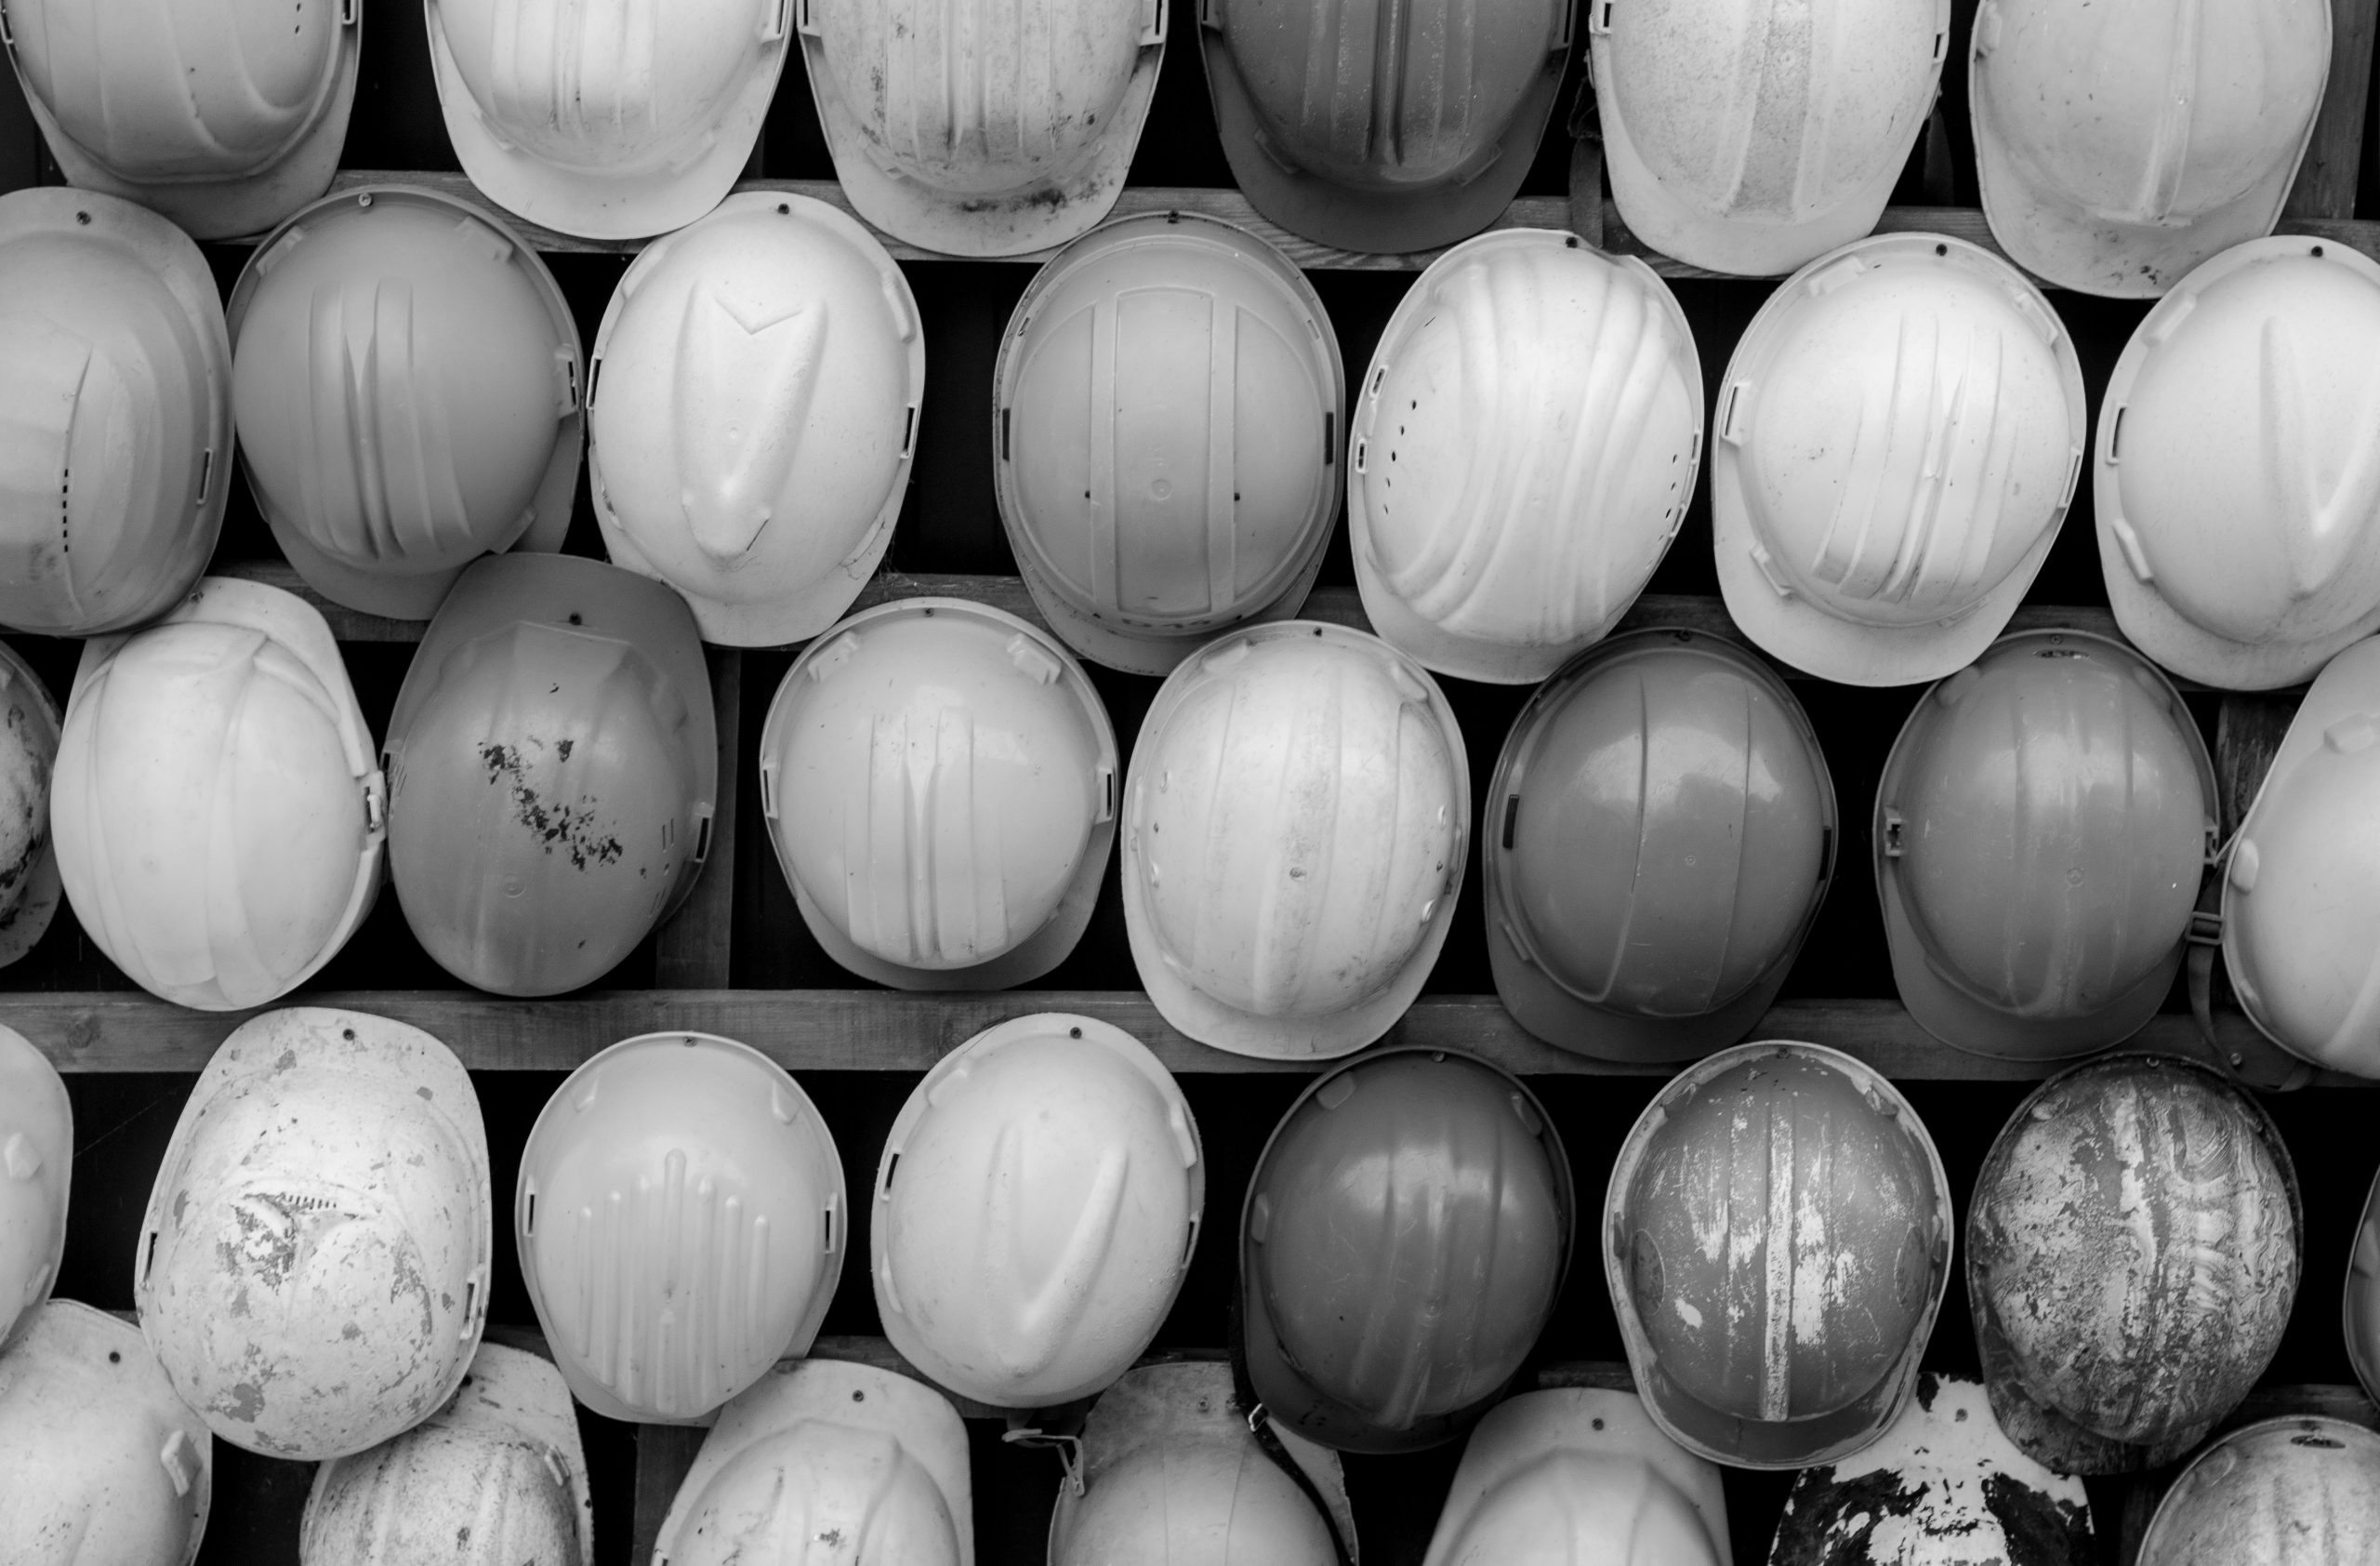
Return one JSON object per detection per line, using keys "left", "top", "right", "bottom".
{"left": 1351, "top": 231, "right": 1704, "bottom": 683}
{"left": 588, "top": 193, "right": 923, "bottom": 647}
{"left": 301, "top": 1341, "right": 592, "bottom": 1566}
{"left": 1767, "top": 1373, "right": 2095, "bottom": 1566}
{"left": 385, "top": 553, "right": 715, "bottom": 998}
{"left": 2348, "top": 1163, "right": 2380, "bottom": 1423}
{"left": 516, "top": 1032, "right": 846, "bottom": 1425}
{"left": 1421, "top": 1388, "right": 1730, "bottom": 1566}
{"left": 2, "top": 0, "right": 358, "bottom": 240}
{"left": 1876, "top": 630, "right": 2216, "bottom": 1061}
{"left": 2212, "top": 638, "right": 2380, "bottom": 1074}
{"left": 2137, "top": 1417, "right": 2380, "bottom": 1566}
{"left": 424, "top": 0, "right": 789, "bottom": 241}
{"left": 873, "top": 1015, "right": 1202, "bottom": 1409}
{"left": 0, "top": 1300, "right": 212, "bottom": 1566}
{"left": 1123, "top": 621, "right": 1470, "bottom": 1059}
{"left": 1488, "top": 629, "right": 1835, "bottom": 1062}
{"left": 997, "top": 213, "right": 1343, "bottom": 675}
{"left": 1606, "top": 1041, "right": 1954, "bottom": 1470}
{"left": 53, "top": 578, "right": 384, "bottom": 1012}
{"left": 1241, "top": 1048, "right": 1574, "bottom": 1454}
{"left": 1591, "top": 0, "right": 1950, "bottom": 276}
{"left": 0, "top": 643, "right": 62, "bottom": 970}
{"left": 136, "top": 1007, "right": 492, "bottom": 1461}
{"left": 0, "top": 188, "right": 230, "bottom": 636}
{"left": 2096, "top": 238, "right": 2380, "bottom": 690}
{"left": 226, "top": 186, "right": 585, "bottom": 621}
{"left": 1713, "top": 233, "right": 2086, "bottom": 686}
{"left": 798, "top": 0, "right": 1165, "bottom": 257}
{"left": 1966, "top": 1054, "right": 2301, "bottom": 1475}
{"left": 1197, "top": 0, "right": 1572, "bottom": 254}
{"left": 760, "top": 600, "right": 1117, "bottom": 989}
{"left": 1971, "top": 0, "right": 2331, "bottom": 299}
{"left": 0, "top": 1029, "right": 69, "bottom": 1354}
{"left": 1049, "top": 1361, "right": 1354, "bottom": 1566}
{"left": 653, "top": 1360, "right": 973, "bottom": 1566}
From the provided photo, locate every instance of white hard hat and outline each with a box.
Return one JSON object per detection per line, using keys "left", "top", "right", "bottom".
{"left": 3, "top": 0, "right": 358, "bottom": 239}
{"left": 997, "top": 212, "right": 1343, "bottom": 675}
{"left": 1421, "top": 1389, "right": 1730, "bottom": 1566}
{"left": 1591, "top": 0, "right": 1950, "bottom": 276}
{"left": 0, "top": 1300, "right": 212, "bottom": 1566}
{"left": 2096, "top": 236, "right": 2380, "bottom": 689}
{"left": 588, "top": 192, "right": 924, "bottom": 646}
{"left": 301, "top": 1341, "right": 592, "bottom": 1566}
{"left": 2137, "top": 1416, "right": 2380, "bottom": 1566}
{"left": 516, "top": 1032, "right": 846, "bottom": 1425}
{"left": 1123, "top": 621, "right": 1469, "bottom": 1058}
{"left": 760, "top": 599, "right": 1116, "bottom": 989}
{"left": 1971, "top": 0, "right": 2332, "bottom": 298}
{"left": 0, "top": 188, "right": 230, "bottom": 636}
{"left": 0, "top": 641, "right": 63, "bottom": 968}
{"left": 226, "top": 186, "right": 585, "bottom": 620}
{"left": 1351, "top": 229, "right": 1703, "bottom": 683}
{"left": 798, "top": 0, "right": 1165, "bottom": 257}
{"left": 52, "top": 577, "right": 384, "bottom": 1012}
{"left": 653, "top": 1360, "right": 973, "bottom": 1566}
{"left": 424, "top": 0, "right": 789, "bottom": 240}
{"left": 0, "top": 1027, "right": 69, "bottom": 1355}
{"left": 137, "top": 1007, "right": 493, "bottom": 1461}
{"left": 1713, "top": 232, "right": 2085, "bottom": 685}
{"left": 873, "top": 1014, "right": 1202, "bottom": 1409}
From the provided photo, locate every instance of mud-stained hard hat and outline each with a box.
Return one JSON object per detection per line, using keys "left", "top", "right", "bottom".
{"left": 652, "top": 1360, "right": 974, "bottom": 1566}
{"left": 0, "top": 1300, "right": 213, "bottom": 1566}
{"left": 136, "top": 1007, "right": 492, "bottom": 1461}
{"left": 0, "top": 643, "right": 63, "bottom": 969}
{"left": 798, "top": 0, "right": 1166, "bottom": 258}
{"left": 516, "top": 1031, "right": 846, "bottom": 1426}
{"left": 2137, "top": 1417, "right": 2380, "bottom": 1566}
{"left": 301, "top": 1341, "right": 592, "bottom": 1566}
{"left": 0, "top": 188, "right": 230, "bottom": 637}
{"left": 3, "top": 0, "right": 359, "bottom": 240}
{"left": 1606, "top": 1040, "right": 1955, "bottom": 1470}
{"left": 1967, "top": 1052, "right": 2300, "bottom": 1475}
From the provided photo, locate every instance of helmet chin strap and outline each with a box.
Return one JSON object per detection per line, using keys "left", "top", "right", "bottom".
{"left": 1228, "top": 1296, "right": 1360, "bottom": 1566}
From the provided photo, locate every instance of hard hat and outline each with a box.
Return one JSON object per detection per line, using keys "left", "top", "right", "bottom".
{"left": 1606, "top": 1040, "right": 1954, "bottom": 1470}
{"left": 225, "top": 185, "right": 585, "bottom": 621}
{"left": 760, "top": 600, "right": 1116, "bottom": 989}
{"left": 516, "top": 1031, "right": 845, "bottom": 1425}
{"left": 996, "top": 212, "right": 1343, "bottom": 675}
{"left": 1240, "top": 1048, "right": 1573, "bottom": 1454}
{"left": 2347, "top": 1161, "right": 2380, "bottom": 1409}
{"left": 0, "top": 187, "right": 230, "bottom": 636}
{"left": 1971, "top": 0, "right": 2331, "bottom": 299}
{"left": 2096, "top": 236, "right": 2380, "bottom": 690}
{"left": 652, "top": 1360, "right": 973, "bottom": 1566}
{"left": 0, "top": 1300, "right": 211, "bottom": 1566}
{"left": 0, "top": 1029, "right": 69, "bottom": 1355}
{"left": 1350, "top": 229, "right": 1703, "bottom": 683}
{"left": 136, "top": 1007, "right": 492, "bottom": 1461}
{"left": 301, "top": 1341, "right": 592, "bottom": 1566}
{"left": 874, "top": 1014, "right": 1202, "bottom": 1410}
{"left": 0, "top": 641, "right": 63, "bottom": 968}
{"left": 588, "top": 192, "right": 923, "bottom": 647}
{"left": 2136, "top": 1416, "right": 2380, "bottom": 1566}
{"left": 797, "top": 0, "right": 1165, "bottom": 258}
{"left": 423, "top": 0, "right": 789, "bottom": 241}
{"left": 1967, "top": 1053, "right": 2300, "bottom": 1475}
{"left": 1712, "top": 232, "right": 2087, "bottom": 686}
{"left": 1487, "top": 628, "right": 1835, "bottom": 1061}
{"left": 52, "top": 577, "right": 384, "bottom": 1012}
{"left": 1123, "top": 621, "right": 1469, "bottom": 1058}
{"left": 1590, "top": 0, "right": 1949, "bottom": 276}
{"left": 384, "top": 553, "right": 715, "bottom": 998}
{"left": 1048, "top": 1361, "right": 1355, "bottom": 1566}
{"left": 1875, "top": 630, "right": 2217, "bottom": 1060}
{"left": 1421, "top": 1389, "right": 1730, "bottom": 1566}
{"left": 1197, "top": 0, "right": 1573, "bottom": 254}
{"left": 1, "top": 0, "right": 358, "bottom": 240}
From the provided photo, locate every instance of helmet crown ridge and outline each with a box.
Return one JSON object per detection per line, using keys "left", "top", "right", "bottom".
{"left": 674, "top": 287, "right": 827, "bottom": 564}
